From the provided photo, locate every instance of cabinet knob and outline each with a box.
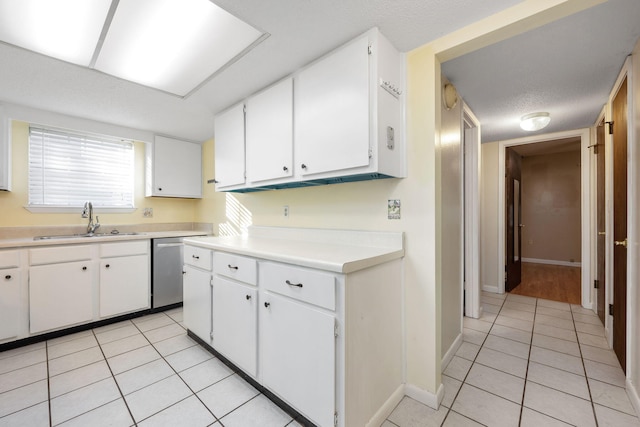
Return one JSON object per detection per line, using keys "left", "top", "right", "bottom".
{"left": 182, "top": 270, "right": 186, "bottom": 275}
{"left": 82, "top": 266, "right": 87, "bottom": 271}
{"left": 158, "top": 187, "right": 162, "bottom": 191}
{"left": 301, "top": 164, "right": 307, "bottom": 170}
{"left": 283, "top": 166, "right": 288, "bottom": 172}
{"left": 286, "top": 280, "right": 303, "bottom": 288}
{"left": 4, "top": 275, "right": 11, "bottom": 280}
{"left": 264, "top": 302, "right": 270, "bottom": 308}
{"left": 105, "top": 264, "right": 110, "bottom": 269}
{"left": 228, "top": 264, "right": 238, "bottom": 270}
{"left": 192, "top": 255, "right": 200, "bottom": 260}
{"left": 246, "top": 294, "right": 251, "bottom": 300}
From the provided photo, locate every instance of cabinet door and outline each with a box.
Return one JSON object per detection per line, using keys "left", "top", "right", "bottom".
{"left": 99, "top": 255, "right": 149, "bottom": 318}
{"left": 30, "top": 262, "right": 93, "bottom": 334}
{"left": 183, "top": 265, "right": 212, "bottom": 343}
{"left": 260, "top": 292, "right": 335, "bottom": 427}
{"left": 0, "top": 112, "right": 9, "bottom": 191}
{"left": 212, "top": 277, "right": 257, "bottom": 376}
{"left": 153, "top": 136, "right": 202, "bottom": 198}
{"left": 246, "top": 78, "right": 293, "bottom": 183}
{"left": 295, "top": 36, "right": 370, "bottom": 177}
{"left": 214, "top": 103, "right": 246, "bottom": 189}
{"left": 0, "top": 268, "right": 20, "bottom": 341}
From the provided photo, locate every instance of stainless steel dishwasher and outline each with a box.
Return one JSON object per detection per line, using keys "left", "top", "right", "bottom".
{"left": 151, "top": 237, "right": 184, "bottom": 309}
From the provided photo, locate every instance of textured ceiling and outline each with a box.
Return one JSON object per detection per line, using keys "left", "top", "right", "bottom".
{"left": 0, "top": 0, "right": 638, "bottom": 144}
{"left": 442, "top": 0, "right": 640, "bottom": 143}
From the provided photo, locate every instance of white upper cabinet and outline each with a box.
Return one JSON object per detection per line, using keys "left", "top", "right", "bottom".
{"left": 212, "top": 28, "right": 405, "bottom": 192}
{"left": 246, "top": 78, "right": 293, "bottom": 184}
{"left": 214, "top": 103, "right": 246, "bottom": 190}
{"left": 146, "top": 135, "right": 202, "bottom": 198}
{"left": 0, "top": 111, "right": 10, "bottom": 191}
{"left": 295, "top": 36, "right": 370, "bottom": 177}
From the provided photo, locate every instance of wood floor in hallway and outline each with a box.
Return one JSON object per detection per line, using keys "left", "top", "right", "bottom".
{"left": 509, "top": 262, "right": 581, "bottom": 304}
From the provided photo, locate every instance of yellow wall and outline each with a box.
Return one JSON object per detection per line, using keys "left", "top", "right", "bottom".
{"left": 0, "top": 121, "right": 197, "bottom": 227}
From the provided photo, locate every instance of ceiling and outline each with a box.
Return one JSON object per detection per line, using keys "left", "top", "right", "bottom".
{"left": 0, "top": 0, "right": 638, "bottom": 143}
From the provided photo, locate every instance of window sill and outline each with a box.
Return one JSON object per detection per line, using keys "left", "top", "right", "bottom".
{"left": 24, "top": 206, "right": 137, "bottom": 214}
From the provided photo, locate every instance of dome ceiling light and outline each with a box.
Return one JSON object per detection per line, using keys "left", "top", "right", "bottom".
{"left": 520, "top": 112, "right": 551, "bottom": 131}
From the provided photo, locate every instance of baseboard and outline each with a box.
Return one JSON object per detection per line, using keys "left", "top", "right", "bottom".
{"left": 482, "top": 285, "right": 500, "bottom": 294}
{"left": 366, "top": 385, "right": 405, "bottom": 427}
{"left": 626, "top": 378, "right": 640, "bottom": 418}
{"left": 522, "top": 257, "right": 582, "bottom": 267}
{"left": 405, "top": 382, "right": 444, "bottom": 410}
{"left": 442, "top": 333, "right": 462, "bottom": 372}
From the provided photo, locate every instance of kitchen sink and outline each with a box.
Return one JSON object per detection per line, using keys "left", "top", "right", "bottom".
{"left": 34, "top": 231, "right": 143, "bottom": 240}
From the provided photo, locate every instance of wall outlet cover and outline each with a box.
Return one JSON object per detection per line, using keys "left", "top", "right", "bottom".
{"left": 388, "top": 199, "right": 400, "bottom": 219}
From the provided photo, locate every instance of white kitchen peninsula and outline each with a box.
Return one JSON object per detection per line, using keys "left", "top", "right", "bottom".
{"left": 183, "top": 227, "right": 404, "bottom": 427}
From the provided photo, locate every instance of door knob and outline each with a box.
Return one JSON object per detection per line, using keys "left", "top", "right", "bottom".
{"left": 614, "top": 238, "right": 627, "bottom": 248}
{"left": 518, "top": 224, "right": 525, "bottom": 228}
{"left": 598, "top": 231, "right": 606, "bottom": 236}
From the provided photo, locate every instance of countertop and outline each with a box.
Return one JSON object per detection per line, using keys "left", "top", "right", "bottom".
{"left": 0, "top": 230, "right": 208, "bottom": 249}
{"left": 184, "top": 227, "right": 404, "bottom": 274}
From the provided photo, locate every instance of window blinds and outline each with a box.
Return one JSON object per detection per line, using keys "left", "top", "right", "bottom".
{"left": 28, "top": 126, "right": 134, "bottom": 208}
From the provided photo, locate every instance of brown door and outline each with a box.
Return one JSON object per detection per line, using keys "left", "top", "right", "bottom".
{"left": 612, "top": 77, "right": 628, "bottom": 371}
{"left": 506, "top": 147, "right": 523, "bottom": 292}
{"left": 596, "top": 119, "right": 606, "bottom": 323}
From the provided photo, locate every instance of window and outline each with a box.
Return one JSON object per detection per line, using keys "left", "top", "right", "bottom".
{"left": 28, "top": 126, "right": 134, "bottom": 210}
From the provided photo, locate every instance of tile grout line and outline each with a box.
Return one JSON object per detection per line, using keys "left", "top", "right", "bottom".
{"left": 517, "top": 296, "right": 537, "bottom": 426}
{"left": 46, "top": 340, "right": 52, "bottom": 427}
{"left": 129, "top": 312, "right": 224, "bottom": 426}
{"left": 571, "top": 305, "right": 600, "bottom": 427}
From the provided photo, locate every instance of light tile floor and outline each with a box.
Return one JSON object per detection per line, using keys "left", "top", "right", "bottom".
{"left": 0, "top": 308, "right": 301, "bottom": 427}
{"left": 382, "top": 292, "right": 640, "bottom": 427}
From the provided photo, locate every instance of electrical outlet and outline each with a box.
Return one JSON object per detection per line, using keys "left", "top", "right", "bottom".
{"left": 143, "top": 208, "right": 153, "bottom": 218}
{"left": 283, "top": 205, "right": 289, "bottom": 218}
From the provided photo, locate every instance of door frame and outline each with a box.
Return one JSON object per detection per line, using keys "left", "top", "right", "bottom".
{"left": 494, "top": 128, "right": 592, "bottom": 307}
{"left": 463, "top": 103, "right": 481, "bottom": 318}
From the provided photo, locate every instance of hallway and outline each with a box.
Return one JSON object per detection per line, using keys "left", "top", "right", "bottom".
{"left": 509, "top": 262, "right": 581, "bottom": 304}
{"left": 382, "top": 292, "right": 639, "bottom": 426}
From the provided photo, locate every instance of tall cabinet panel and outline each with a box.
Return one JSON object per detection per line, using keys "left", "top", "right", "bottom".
{"left": 214, "top": 103, "right": 246, "bottom": 190}
{"left": 246, "top": 78, "right": 293, "bottom": 184}
{"left": 295, "top": 36, "right": 371, "bottom": 177}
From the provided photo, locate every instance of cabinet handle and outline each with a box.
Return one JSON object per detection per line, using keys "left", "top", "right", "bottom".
{"left": 4, "top": 275, "right": 11, "bottom": 280}
{"left": 286, "top": 280, "right": 303, "bottom": 288}
{"left": 228, "top": 264, "right": 238, "bottom": 270}
{"left": 283, "top": 166, "right": 288, "bottom": 172}
{"left": 82, "top": 266, "right": 87, "bottom": 271}
{"left": 192, "top": 255, "right": 200, "bottom": 260}
{"left": 105, "top": 264, "right": 110, "bottom": 269}
{"left": 264, "top": 302, "right": 270, "bottom": 308}
{"left": 246, "top": 294, "right": 251, "bottom": 300}
{"left": 301, "top": 163, "right": 307, "bottom": 170}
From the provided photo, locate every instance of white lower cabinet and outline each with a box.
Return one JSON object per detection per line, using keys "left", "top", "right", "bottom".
{"left": 99, "top": 241, "right": 150, "bottom": 318}
{"left": 212, "top": 277, "right": 257, "bottom": 376}
{"left": 0, "top": 268, "right": 22, "bottom": 341}
{"left": 183, "top": 263, "right": 212, "bottom": 345}
{"left": 29, "top": 261, "right": 94, "bottom": 334}
{"left": 100, "top": 255, "right": 149, "bottom": 317}
{"left": 260, "top": 291, "right": 336, "bottom": 427}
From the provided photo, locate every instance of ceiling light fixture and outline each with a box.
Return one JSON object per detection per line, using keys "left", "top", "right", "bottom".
{"left": 0, "top": 0, "right": 266, "bottom": 98}
{"left": 520, "top": 112, "right": 551, "bottom": 131}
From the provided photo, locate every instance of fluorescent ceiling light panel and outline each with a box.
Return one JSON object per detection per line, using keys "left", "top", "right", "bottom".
{"left": 94, "top": 0, "right": 263, "bottom": 96}
{"left": 0, "top": 0, "right": 112, "bottom": 66}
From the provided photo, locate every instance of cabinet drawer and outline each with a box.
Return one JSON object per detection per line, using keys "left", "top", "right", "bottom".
{"left": 30, "top": 245, "right": 92, "bottom": 265}
{"left": 214, "top": 252, "right": 257, "bottom": 286}
{"left": 100, "top": 240, "right": 149, "bottom": 258}
{"left": 0, "top": 250, "right": 20, "bottom": 269}
{"left": 260, "top": 262, "right": 335, "bottom": 310}
{"left": 184, "top": 245, "right": 212, "bottom": 270}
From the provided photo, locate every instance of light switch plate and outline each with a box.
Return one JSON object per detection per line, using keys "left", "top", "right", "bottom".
{"left": 388, "top": 199, "right": 400, "bottom": 219}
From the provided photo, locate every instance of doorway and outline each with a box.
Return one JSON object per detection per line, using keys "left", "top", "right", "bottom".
{"left": 495, "top": 129, "right": 592, "bottom": 308}
{"left": 505, "top": 140, "right": 583, "bottom": 304}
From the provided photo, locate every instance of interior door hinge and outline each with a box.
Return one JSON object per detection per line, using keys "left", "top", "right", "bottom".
{"left": 368, "top": 45, "right": 372, "bottom": 55}
{"left": 594, "top": 279, "right": 600, "bottom": 289}
{"left": 334, "top": 322, "right": 339, "bottom": 338}
{"left": 606, "top": 121, "right": 614, "bottom": 135}
{"left": 210, "top": 277, "right": 214, "bottom": 287}
{"left": 609, "top": 304, "right": 614, "bottom": 316}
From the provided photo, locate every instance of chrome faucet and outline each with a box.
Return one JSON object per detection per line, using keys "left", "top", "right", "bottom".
{"left": 81, "top": 202, "right": 100, "bottom": 234}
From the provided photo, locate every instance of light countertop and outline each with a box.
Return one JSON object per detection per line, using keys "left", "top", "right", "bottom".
{"left": 184, "top": 227, "right": 404, "bottom": 274}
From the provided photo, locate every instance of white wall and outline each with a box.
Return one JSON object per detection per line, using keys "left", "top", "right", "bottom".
{"left": 481, "top": 141, "right": 500, "bottom": 291}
